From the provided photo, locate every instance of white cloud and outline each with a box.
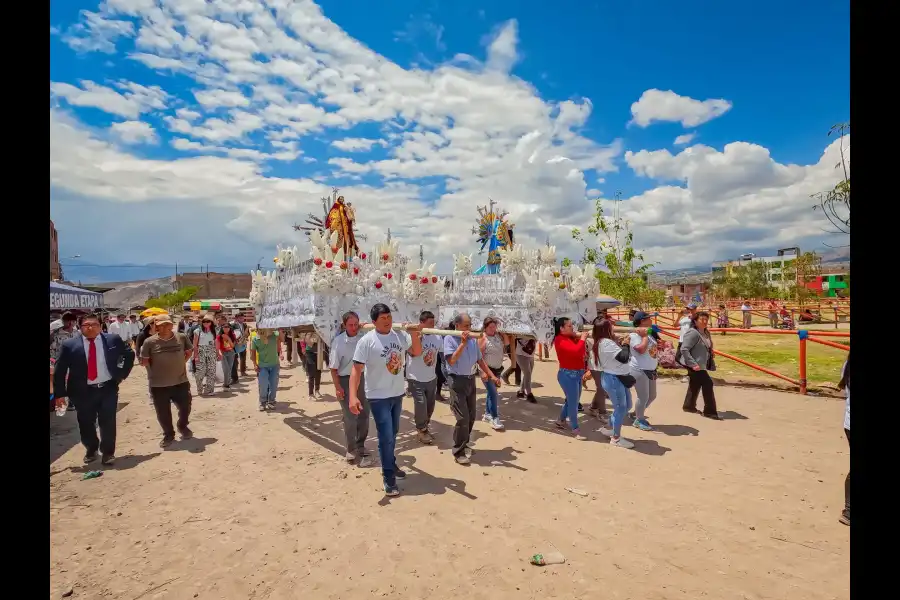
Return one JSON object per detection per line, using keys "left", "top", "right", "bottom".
{"left": 50, "top": 80, "right": 167, "bottom": 118}
{"left": 194, "top": 88, "right": 250, "bottom": 109}
{"left": 673, "top": 132, "right": 696, "bottom": 146}
{"left": 62, "top": 10, "right": 135, "bottom": 54}
{"left": 110, "top": 120, "right": 158, "bottom": 144}
{"left": 331, "top": 138, "right": 383, "bottom": 152}
{"left": 631, "top": 89, "right": 732, "bottom": 128}
{"left": 484, "top": 20, "right": 519, "bottom": 73}
{"left": 49, "top": 1, "right": 844, "bottom": 272}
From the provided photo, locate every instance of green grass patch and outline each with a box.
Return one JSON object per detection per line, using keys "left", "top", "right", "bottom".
{"left": 661, "top": 333, "right": 847, "bottom": 387}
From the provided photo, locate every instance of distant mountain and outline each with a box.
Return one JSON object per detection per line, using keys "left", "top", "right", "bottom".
{"left": 102, "top": 277, "right": 175, "bottom": 309}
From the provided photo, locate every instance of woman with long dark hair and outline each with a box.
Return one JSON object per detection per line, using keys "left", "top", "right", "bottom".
{"left": 838, "top": 350, "right": 850, "bottom": 526}
{"left": 552, "top": 317, "right": 589, "bottom": 440}
{"left": 217, "top": 323, "right": 237, "bottom": 390}
{"left": 680, "top": 311, "right": 720, "bottom": 419}
{"left": 192, "top": 314, "right": 218, "bottom": 396}
{"left": 586, "top": 319, "right": 609, "bottom": 423}
{"left": 594, "top": 319, "right": 636, "bottom": 449}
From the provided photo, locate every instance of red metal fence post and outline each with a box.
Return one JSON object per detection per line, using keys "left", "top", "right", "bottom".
{"left": 798, "top": 329, "right": 808, "bottom": 395}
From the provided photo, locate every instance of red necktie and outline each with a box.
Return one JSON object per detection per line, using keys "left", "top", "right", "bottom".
{"left": 87, "top": 339, "right": 98, "bottom": 381}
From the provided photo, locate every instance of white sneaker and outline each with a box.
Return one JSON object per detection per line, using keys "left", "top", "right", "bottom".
{"left": 610, "top": 437, "right": 635, "bottom": 449}
{"left": 314, "top": 392, "right": 324, "bottom": 400}
{"left": 482, "top": 413, "right": 492, "bottom": 423}
{"left": 490, "top": 417, "right": 505, "bottom": 431}
{"left": 307, "top": 395, "right": 315, "bottom": 402}
{"left": 598, "top": 427, "right": 614, "bottom": 437}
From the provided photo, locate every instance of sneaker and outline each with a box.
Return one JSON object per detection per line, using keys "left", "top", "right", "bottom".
{"left": 179, "top": 427, "right": 194, "bottom": 440}
{"left": 577, "top": 404, "right": 585, "bottom": 413}
{"left": 516, "top": 391, "right": 525, "bottom": 399}
{"left": 307, "top": 395, "right": 315, "bottom": 402}
{"left": 359, "top": 455, "right": 374, "bottom": 468}
{"left": 345, "top": 452, "right": 356, "bottom": 463}
{"left": 839, "top": 509, "right": 850, "bottom": 526}
{"left": 314, "top": 392, "right": 324, "bottom": 400}
{"left": 259, "top": 404, "right": 267, "bottom": 412}
{"left": 628, "top": 411, "right": 636, "bottom": 421}
{"left": 633, "top": 419, "right": 653, "bottom": 432}
{"left": 526, "top": 393, "right": 537, "bottom": 403}
{"left": 101, "top": 454, "right": 116, "bottom": 466}
{"left": 490, "top": 417, "right": 505, "bottom": 431}
{"left": 610, "top": 437, "right": 635, "bottom": 449}
{"left": 482, "top": 413, "right": 492, "bottom": 423}
{"left": 455, "top": 455, "right": 471, "bottom": 465}
{"left": 83, "top": 452, "right": 98, "bottom": 464}
{"left": 394, "top": 468, "right": 407, "bottom": 480}
{"left": 384, "top": 485, "right": 400, "bottom": 497}
{"left": 159, "top": 436, "right": 175, "bottom": 448}
{"left": 598, "top": 427, "right": 614, "bottom": 437}
{"left": 417, "top": 430, "right": 434, "bottom": 445}
{"left": 703, "top": 413, "right": 722, "bottom": 421}
{"left": 464, "top": 447, "right": 474, "bottom": 457}
{"left": 573, "top": 430, "right": 587, "bottom": 441}
{"left": 267, "top": 402, "right": 276, "bottom": 410}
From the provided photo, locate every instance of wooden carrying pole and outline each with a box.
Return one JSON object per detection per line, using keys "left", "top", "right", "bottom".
{"left": 361, "top": 323, "right": 484, "bottom": 338}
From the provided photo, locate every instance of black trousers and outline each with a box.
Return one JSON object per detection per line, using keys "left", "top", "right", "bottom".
{"left": 435, "top": 353, "right": 446, "bottom": 392}
{"left": 150, "top": 382, "right": 192, "bottom": 438}
{"left": 683, "top": 369, "right": 718, "bottom": 415}
{"left": 449, "top": 374, "right": 477, "bottom": 457}
{"left": 844, "top": 428, "right": 851, "bottom": 513}
{"left": 238, "top": 349, "right": 247, "bottom": 375}
{"left": 72, "top": 383, "right": 119, "bottom": 456}
{"left": 285, "top": 339, "right": 293, "bottom": 362}
{"left": 305, "top": 355, "right": 321, "bottom": 394}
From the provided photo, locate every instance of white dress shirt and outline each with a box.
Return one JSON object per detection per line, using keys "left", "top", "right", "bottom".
{"left": 109, "top": 320, "right": 131, "bottom": 342}
{"left": 82, "top": 335, "right": 113, "bottom": 385}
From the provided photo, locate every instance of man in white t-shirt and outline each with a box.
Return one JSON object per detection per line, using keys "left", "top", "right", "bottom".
{"left": 405, "top": 310, "right": 442, "bottom": 445}
{"left": 350, "top": 303, "right": 423, "bottom": 497}
{"left": 108, "top": 314, "right": 132, "bottom": 345}
{"left": 329, "top": 311, "right": 372, "bottom": 466}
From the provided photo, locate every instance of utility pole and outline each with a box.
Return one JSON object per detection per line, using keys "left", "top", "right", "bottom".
{"left": 387, "top": 228, "right": 392, "bottom": 242}
{"left": 419, "top": 244, "right": 424, "bottom": 265}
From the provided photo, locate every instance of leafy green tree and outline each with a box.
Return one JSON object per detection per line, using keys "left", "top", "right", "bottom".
{"left": 145, "top": 286, "right": 200, "bottom": 310}
{"left": 711, "top": 261, "right": 774, "bottom": 299}
{"left": 569, "top": 199, "right": 664, "bottom": 308}
{"left": 781, "top": 252, "right": 822, "bottom": 304}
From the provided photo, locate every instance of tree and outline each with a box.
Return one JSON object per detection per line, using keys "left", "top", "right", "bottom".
{"left": 811, "top": 122, "right": 850, "bottom": 241}
{"left": 569, "top": 198, "right": 665, "bottom": 308}
{"left": 145, "top": 286, "right": 200, "bottom": 310}
{"left": 711, "top": 261, "right": 774, "bottom": 299}
{"left": 782, "top": 252, "right": 822, "bottom": 304}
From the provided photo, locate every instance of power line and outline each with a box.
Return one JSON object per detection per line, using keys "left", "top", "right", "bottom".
{"left": 59, "top": 263, "right": 259, "bottom": 271}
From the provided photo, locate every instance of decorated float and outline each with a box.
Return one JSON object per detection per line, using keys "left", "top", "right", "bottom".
{"left": 253, "top": 195, "right": 608, "bottom": 352}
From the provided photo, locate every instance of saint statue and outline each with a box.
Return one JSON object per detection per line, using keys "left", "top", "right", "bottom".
{"left": 324, "top": 195, "right": 359, "bottom": 256}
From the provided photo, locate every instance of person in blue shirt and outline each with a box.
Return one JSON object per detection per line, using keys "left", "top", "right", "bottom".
{"left": 443, "top": 313, "right": 500, "bottom": 465}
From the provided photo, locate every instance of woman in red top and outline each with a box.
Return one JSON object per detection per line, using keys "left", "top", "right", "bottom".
{"left": 216, "top": 324, "right": 237, "bottom": 390}
{"left": 553, "top": 317, "right": 590, "bottom": 440}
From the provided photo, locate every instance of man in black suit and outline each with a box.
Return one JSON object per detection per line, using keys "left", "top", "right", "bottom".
{"left": 53, "top": 313, "right": 135, "bottom": 465}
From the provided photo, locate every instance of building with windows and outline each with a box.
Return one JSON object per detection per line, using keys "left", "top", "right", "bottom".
{"left": 49, "top": 220, "right": 61, "bottom": 281}
{"left": 804, "top": 273, "right": 849, "bottom": 297}
{"left": 711, "top": 248, "right": 800, "bottom": 290}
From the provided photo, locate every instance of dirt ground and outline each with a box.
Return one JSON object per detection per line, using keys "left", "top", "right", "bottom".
{"left": 50, "top": 356, "right": 849, "bottom": 600}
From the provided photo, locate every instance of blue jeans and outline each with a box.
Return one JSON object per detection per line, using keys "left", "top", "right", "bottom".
{"left": 601, "top": 372, "right": 632, "bottom": 437}
{"left": 370, "top": 395, "right": 403, "bottom": 487}
{"left": 557, "top": 368, "right": 584, "bottom": 430}
{"left": 484, "top": 367, "right": 502, "bottom": 419}
{"left": 257, "top": 365, "right": 280, "bottom": 405}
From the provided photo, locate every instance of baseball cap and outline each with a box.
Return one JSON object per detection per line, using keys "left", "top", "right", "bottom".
{"left": 687, "top": 303, "right": 698, "bottom": 309}
{"left": 154, "top": 314, "right": 174, "bottom": 325}
{"left": 632, "top": 311, "right": 658, "bottom": 326}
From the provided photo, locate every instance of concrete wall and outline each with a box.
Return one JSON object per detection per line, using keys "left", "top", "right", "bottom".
{"left": 175, "top": 272, "right": 251, "bottom": 299}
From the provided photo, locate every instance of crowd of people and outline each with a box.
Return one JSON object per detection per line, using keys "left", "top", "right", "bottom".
{"left": 49, "top": 303, "right": 850, "bottom": 523}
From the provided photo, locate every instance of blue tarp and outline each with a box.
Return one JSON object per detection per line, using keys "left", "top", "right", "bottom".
{"left": 49, "top": 281, "right": 103, "bottom": 310}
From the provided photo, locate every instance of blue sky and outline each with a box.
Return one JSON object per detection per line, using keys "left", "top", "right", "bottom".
{"left": 50, "top": 0, "right": 849, "bottom": 283}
